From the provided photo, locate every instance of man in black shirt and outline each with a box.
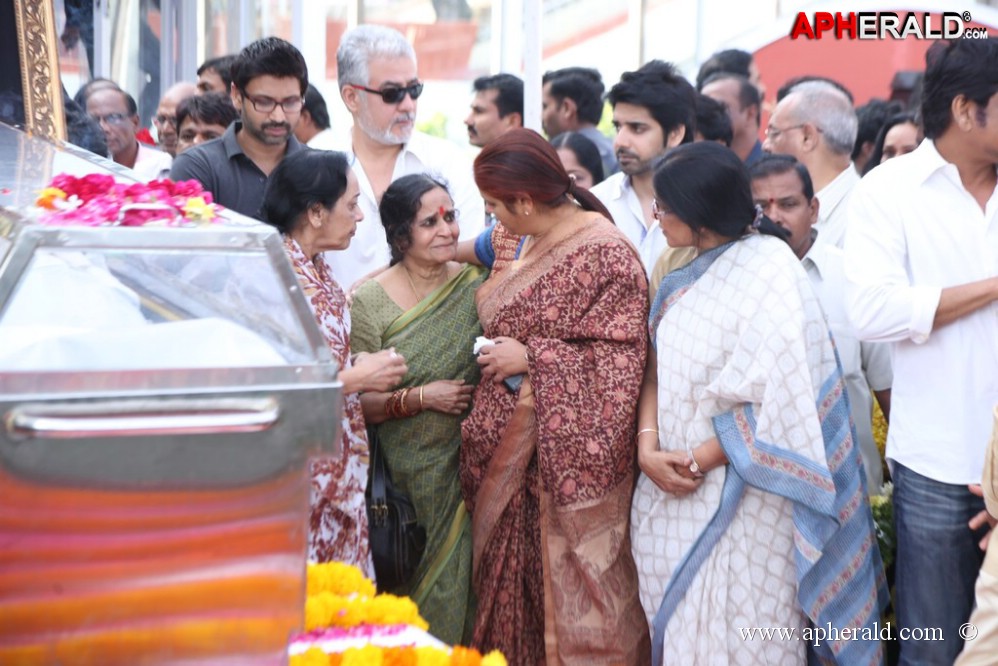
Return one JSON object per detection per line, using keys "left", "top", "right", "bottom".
{"left": 171, "top": 37, "right": 308, "bottom": 220}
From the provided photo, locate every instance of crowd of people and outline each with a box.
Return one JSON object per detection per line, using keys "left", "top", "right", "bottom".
{"left": 66, "top": 26, "right": 998, "bottom": 666}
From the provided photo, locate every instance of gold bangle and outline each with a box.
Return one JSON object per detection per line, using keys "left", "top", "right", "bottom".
{"left": 637, "top": 428, "right": 659, "bottom": 436}
{"left": 418, "top": 385, "right": 424, "bottom": 411}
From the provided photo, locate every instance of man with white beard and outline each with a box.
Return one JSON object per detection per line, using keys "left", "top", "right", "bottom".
{"left": 329, "top": 25, "right": 484, "bottom": 287}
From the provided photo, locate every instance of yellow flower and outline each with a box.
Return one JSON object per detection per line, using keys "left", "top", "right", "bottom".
{"left": 36, "top": 187, "right": 67, "bottom": 210}
{"left": 182, "top": 196, "right": 216, "bottom": 222}
{"left": 307, "top": 561, "right": 376, "bottom": 598}
{"left": 342, "top": 645, "right": 383, "bottom": 666}
{"left": 290, "top": 647, "right": 330, "bottom": 666}
{"left": 413, "top": 646, "right": 451, "bottom": 666}
{"left": 480, "top": 651, "right": 508, "bottom": 666}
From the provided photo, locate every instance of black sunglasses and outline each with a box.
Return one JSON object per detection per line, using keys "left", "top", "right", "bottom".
{"left": 348, "top": 82, "right": 424, "bottom": 104}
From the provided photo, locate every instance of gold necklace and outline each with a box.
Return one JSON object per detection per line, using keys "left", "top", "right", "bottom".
{"left": 402, "top": 263, "right": 426, "bottom": 302}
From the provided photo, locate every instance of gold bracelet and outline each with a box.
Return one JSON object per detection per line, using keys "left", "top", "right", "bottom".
{"left": 637, "top": 428, "right": 659, "bottom": 436}
{"left": 418, "top": 385, "right": 424, "bottom": 411}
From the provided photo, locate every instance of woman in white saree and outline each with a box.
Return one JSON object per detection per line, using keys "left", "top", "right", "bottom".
{"left": 631, "top": 142, "right": 887, "bottom": 665}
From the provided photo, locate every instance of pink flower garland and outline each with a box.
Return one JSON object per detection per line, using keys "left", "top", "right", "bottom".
{"left": 35, "top": 174, "right": 223, "bottom": 227}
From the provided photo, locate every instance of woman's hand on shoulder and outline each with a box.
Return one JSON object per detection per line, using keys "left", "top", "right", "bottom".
{"left": 422, "top": 379, "right": 474, "bottom": 415}
{"left": 638, "top": 448, "right": 703, "bottom": 497}
{"left": 349, "top": 348, "right": 407, "bottom": 393}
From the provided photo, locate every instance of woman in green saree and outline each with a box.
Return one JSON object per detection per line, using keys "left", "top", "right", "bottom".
{"left": 350, "top": 174, "right": 485, "bottom": 645}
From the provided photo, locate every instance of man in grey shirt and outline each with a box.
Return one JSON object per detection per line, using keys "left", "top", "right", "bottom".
{"left": 541, "top": 67, "right": 617, "bottom": 176}
{"left": 171, "top": 37, "right": 308, "bottom": 220}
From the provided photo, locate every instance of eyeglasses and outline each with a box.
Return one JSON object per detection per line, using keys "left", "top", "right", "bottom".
{"left": 348, "top": 82, "right": 424, "bottom": 105}
{"left": 764, "top": 123, "right": 807, "bottom": 139}
{"left": 242, "top": 93, "right": 304, "bottom": 114}
{"left": 651, "top": 198, "right": 672, "bottom": 220}
{"left": 89, "top": 112, "right": 130, "bottom": 126}
{"left": 153, "top": 114, "right": 176, "bottom": 128}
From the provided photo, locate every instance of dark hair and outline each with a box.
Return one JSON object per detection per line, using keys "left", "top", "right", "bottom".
{"left": 653, "top": 142, "right": 789, "bottom": 242}
{"left": 608, "top": 60, "right": 696, "bottom": 146}
{"left": 472, "top": 73, "right": 524, "bottom": 119}
{"left": 748, "top": 153, "right": 815, "bottom": 201}
{"left": 701, "top": 72, "right": 761, "bottom": 114}
{"left": 863, "top": 112, "right": 920, "bottom": 175}
{"left": 73, "top": 77, "right": 121, "bottom": 109}
{"left": 853, "top": 98, "right": 903, "bottom": 161}
{"left": 176, "top": 92, "right": 238, "bottom": 131}
{"left": 474, "top": 128, "right": 612, "bottom": 219}
{"left": 696, "top": 49, "right": 753, "bottom": 90}
{"left": 922, "top": 39, "right": 998, "bottom": 140}
{"left": 118, "top": 89, "right": 138, "bottom": 116}
{"left": 230, "top": 37, "right": 308, "bottom": 96}
{"left": 197, "top": 55, "right": 237, "bottom": 92}
{"left": 543, "top": 67, "right": 605, "bottom": 125}
{"left": 550, "top": 131, "right": 606, "bottom": 185}
{"left": 260, "top": 150, "right": 351, "bottom": 235}
{"left": 302, "top": 83, "right": 330, "bottom": 130}
{"left": 379, "top": 174, "right": 452, "bottom": 265}
{"left": 694, "top": 94, "right": 733, "bottom": 146}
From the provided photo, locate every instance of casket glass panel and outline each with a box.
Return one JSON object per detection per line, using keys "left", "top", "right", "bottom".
{"left": 0, "top": 124, "right": 341, "bottom": 665}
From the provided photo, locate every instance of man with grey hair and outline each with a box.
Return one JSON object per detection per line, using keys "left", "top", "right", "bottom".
{"left": 763, "top": 79, "right": 859, "bottom": 247}
{"left": 329, "top": 24, "right": 484, "bottom": 287}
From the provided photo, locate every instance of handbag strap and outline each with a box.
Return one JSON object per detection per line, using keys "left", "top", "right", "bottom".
{"left": 368, "top": 426, "right": 388, "bottom": 505}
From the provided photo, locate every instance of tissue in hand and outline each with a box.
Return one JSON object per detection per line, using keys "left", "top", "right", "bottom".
{"left": 473, "top": 336, "right": 494, "bottom": 355}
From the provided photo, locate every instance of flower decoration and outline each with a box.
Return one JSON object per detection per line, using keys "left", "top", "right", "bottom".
{"left": 293, "top": 562, "right": 508, "bottom": 665}
{"left": 870, "top": 481, "right": 895, "bottom": 570}
{"left": 33, "top": 174, "right": 223, "bottom": 227}
{"left": 289, "top": 645, "right": 508, "bottom": 666}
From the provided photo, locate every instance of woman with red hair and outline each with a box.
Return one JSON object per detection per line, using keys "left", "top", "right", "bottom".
{"left": 462, "top": 128, "right": 651, "bottom": 664}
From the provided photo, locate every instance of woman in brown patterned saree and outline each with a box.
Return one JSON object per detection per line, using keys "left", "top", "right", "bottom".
{"left": 461, "top": 129, "right": 651, "bottom": 664}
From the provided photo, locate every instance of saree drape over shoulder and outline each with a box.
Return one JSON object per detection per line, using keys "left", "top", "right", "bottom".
{"left": 283, "top": 237, "right": 374, "bottom": 578}
{"left": 631, "top": 234, "right": 887, "bottom": 666}
{"left": 460, "top": 218, "right": 652, "bottom": 665}
{"left": 350, "top": 265, "right": 486, "bottom": 645}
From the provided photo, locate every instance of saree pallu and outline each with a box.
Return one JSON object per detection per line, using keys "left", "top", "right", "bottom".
{"left": 460, "top": 218, "right": 652, "bottom": 665}
{"left": 350, "top": 265, "right": 486, "bottom": 645}
{"left": 283, "top": 237, "right": 373, "bottom": 578}
{"left": 632, "top": 234, "right": 888, "bottom": 665}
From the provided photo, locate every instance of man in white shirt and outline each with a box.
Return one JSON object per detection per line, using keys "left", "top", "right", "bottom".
{"left": 330, "top": 25, "right": 484, "bottom": 287}
{"left": 844, "top": 39, "right": 998, "bottom": 666}
{"left": 591, "top": 61, "right": 697, "bottom": 277}
{"left": 763, "top": 80, "right": 858, "bottom": 248}
{"left": 750, "top": 154, "right": 892, "bottom": 494}
{"left": 87, "top": 87, "right": 172, "bottom": 181}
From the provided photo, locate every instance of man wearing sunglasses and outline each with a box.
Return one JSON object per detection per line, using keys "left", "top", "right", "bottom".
{"left": 171, "top": 37, "right": 308, "bottom": 220}
{"left": 329, "top": 25, "right": 484, "bottom": 287}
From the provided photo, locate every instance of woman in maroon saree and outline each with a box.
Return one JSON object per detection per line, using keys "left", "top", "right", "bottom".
{"left": 461, "top": 129, "right": 651, "bottom": 664}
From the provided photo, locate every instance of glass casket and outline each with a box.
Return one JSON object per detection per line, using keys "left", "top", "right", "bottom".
{"left": 0, "top": 123, "right": 342, "bottom": 664}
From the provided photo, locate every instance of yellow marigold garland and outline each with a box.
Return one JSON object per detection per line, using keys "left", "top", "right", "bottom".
{"left": 306, "top": 561, "right": 376, "bottom": 598}
{"left": 299, "top": 562, "right": 507, "bottom": 665}
{"left": 290, "top": 646, "right": 508, "bottom": 666}
{"left": 304, "top": 592, "right": 428, "bottom": 632}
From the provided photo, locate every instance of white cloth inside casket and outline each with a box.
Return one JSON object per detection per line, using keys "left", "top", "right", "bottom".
{"left": 0, "top": 251, "right": 285, "bottom": 370}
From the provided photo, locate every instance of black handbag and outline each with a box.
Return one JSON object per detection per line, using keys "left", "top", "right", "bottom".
{"left": 365, "top": 427, "right": 427, "bottom": 592}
